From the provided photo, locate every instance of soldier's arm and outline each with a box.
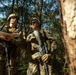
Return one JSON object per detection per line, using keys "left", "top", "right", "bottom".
{"left": 41, "top": 40, "right": 57, "bottom": 63}
{"left": 0, "top": 31, "right": 12, "bottom": 41}
{"left": 44, "top": 30, "right": 57, "bottom": 52}
{"left": 42, "top": 30, "right": 57, "bottom": 62}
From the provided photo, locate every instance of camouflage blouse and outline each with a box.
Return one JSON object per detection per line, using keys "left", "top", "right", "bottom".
{"left": 26, "top": 29, "right": 57, "bottom": 62}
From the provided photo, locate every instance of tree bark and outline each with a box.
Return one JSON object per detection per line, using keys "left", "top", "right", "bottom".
{"left": 11, "top": 0, "right": 15, "bottom": 13}
{"left": 58, "top": 0, "right": 76, "bottom": 75}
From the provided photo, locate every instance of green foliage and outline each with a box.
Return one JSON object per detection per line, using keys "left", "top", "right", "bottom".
{"left": 0, "top": 0, "right": 69, "bottom": 75}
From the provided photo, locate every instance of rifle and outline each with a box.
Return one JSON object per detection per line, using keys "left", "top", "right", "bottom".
{"left": 34, "top": 42, "right": 49, "bottom": 75}
{"left": 33, "top": 30, "right": 49, "bottom": 75}
{"left": 0, "top": 39, "right": 11, "bottom": 75}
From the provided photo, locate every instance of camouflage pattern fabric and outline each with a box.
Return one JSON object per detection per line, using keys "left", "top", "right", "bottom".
{"left": 0, "top": 25, "right": 22, "bottom": 75}
{"left": 27, "top": 62, "right": 40, "bottom": 75}
{"left": 39, "top": 64, "right": 52, "bottom": 75}
{"left": 26, "top": 29, "right": 57, "bottom": 75}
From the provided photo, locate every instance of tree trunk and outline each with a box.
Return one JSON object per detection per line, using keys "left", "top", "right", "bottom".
{"left": 11, "top": 0, "right": 15, "bottom": 13}
{"left": 58, "top": 0, "right": 76, "bottom": 75}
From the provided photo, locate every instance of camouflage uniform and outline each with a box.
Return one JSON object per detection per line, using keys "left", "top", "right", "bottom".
{"left": 0, "top": 14, "right": 23, "bottom": 75}
{"left": 0, "top": 44, "right": 6, "bottom": 75}
{"left": 26, "top": 29, "right": 57, "bottom": 75}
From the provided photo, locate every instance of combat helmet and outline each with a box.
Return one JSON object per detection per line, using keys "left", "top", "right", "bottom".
{"left": 30, "top": 17, "right": 41, "bottom": 27}
{"left": 7, "top": 13, "right": 18, "bottom": 21}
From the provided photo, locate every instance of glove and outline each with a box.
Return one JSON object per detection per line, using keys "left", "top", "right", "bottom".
{"left": 32, "top": 52, "right": 41, "bottom": 60}
{"left": 41, "top": 54, "right": 51, "bottom": 62}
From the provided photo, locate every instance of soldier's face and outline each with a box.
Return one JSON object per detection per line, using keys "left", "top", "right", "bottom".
{"left": 10, "top": 17, "right": 17, "bottom": 25}
{"left": 30, "top": 21, "right": 40, "bottom": 30}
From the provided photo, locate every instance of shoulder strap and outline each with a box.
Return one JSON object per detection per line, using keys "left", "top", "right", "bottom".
{"left": 33, "top": 30, "right": 42, "bottom": 46}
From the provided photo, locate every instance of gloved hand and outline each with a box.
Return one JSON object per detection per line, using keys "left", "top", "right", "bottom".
{"left": 41, "top": 54, "right": 51, "bottom": 62}
{"left": 0, "top": 35, "right": 12, "bottom": 41}
{"left": 32, "top": 52, "right": 41, "bottom": 60}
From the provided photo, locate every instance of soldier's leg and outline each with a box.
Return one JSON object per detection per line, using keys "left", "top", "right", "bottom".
{"left": 26, "top": 62, "right": 40, "bottom": 75}
{"left": 39, "top": 64, "right": 45, "bottom": 75}
{"left": 39, "top": 64, "right": 52, "bottom": 75}
{"left": 0, "top": 44, "right": 7, "bottom": 75}
{"left": 10, "top": 58, "right": 17, "bottom": 75}
{"left": 9, "top": 48, "right": 19, "bottom": 75}
{"left": 48, "top": 65, "right": 52, "bottom": 75}
{"left": 0, "top": 54, "right": 7, "bottom": 75}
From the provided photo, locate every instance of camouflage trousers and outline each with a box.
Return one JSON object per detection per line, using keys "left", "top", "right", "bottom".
{"left": 39, "top": 63, "right": 52, "bottom": 75}
{"left": 0, "top": 54, "right": 6, "bottom": 75}
{"left": 0, "top": 43, "right": 19, "bottom": 75}
{"left": 0, "top": 55, "right": 17, "bottom": 75}
{"left": 26, "top": 62, "right": 52, "bottom": 75}
{"left": 26, "top": 62, "right": 40, "bottom": 75}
